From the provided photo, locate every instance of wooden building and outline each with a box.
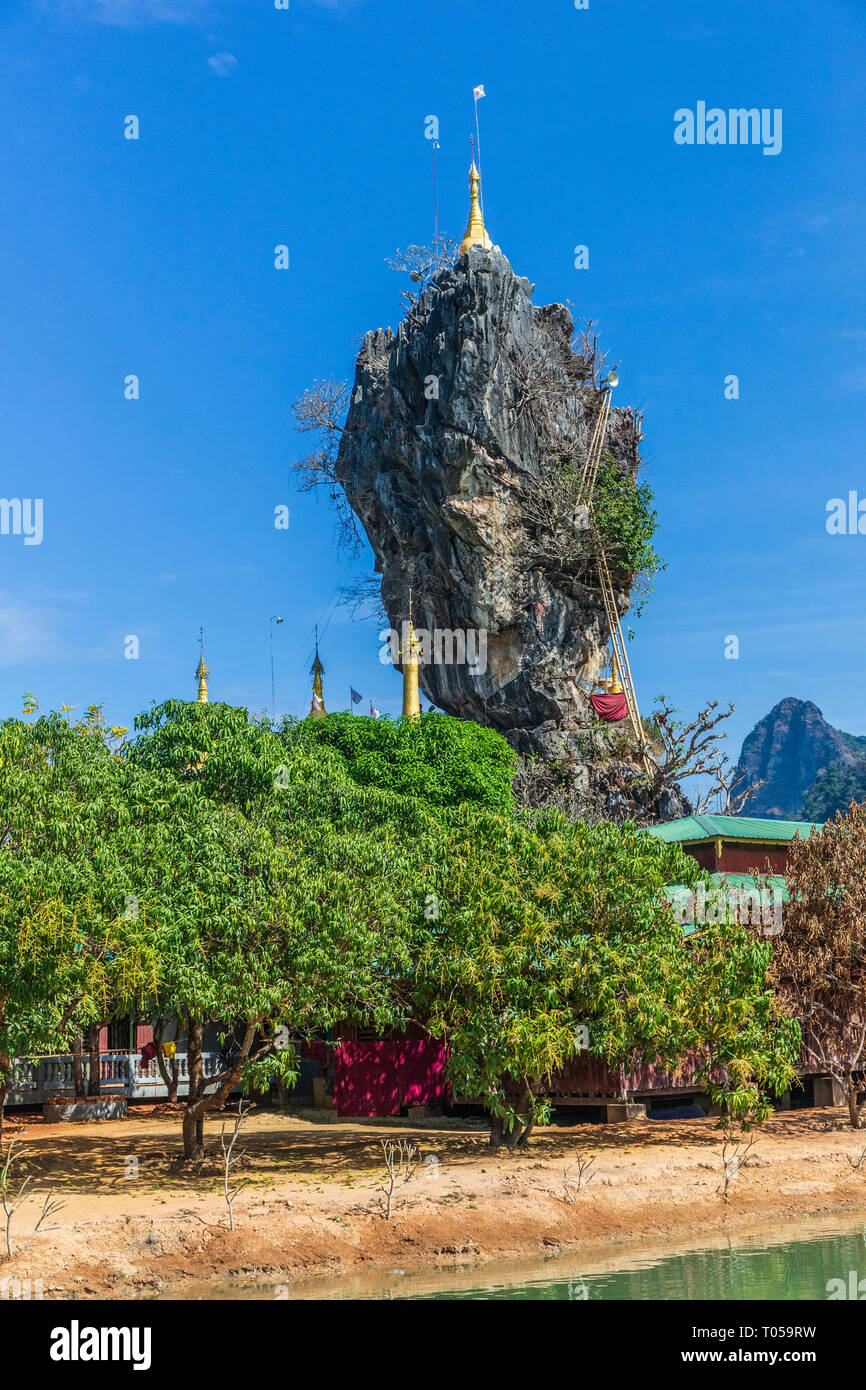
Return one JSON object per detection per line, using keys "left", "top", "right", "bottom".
{"left": 646, "top": 812, "right": 821, "bottom": 876}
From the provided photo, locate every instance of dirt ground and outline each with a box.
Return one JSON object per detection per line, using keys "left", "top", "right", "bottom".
{"left": 2, "top": 1104, "right": 866, "bottom": 1299}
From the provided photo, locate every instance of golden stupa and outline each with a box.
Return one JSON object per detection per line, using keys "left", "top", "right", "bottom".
{"left": 401, "top": 592, "right": 422, "bottom": 719}
{"left": 196, "top": 646, "right": 209, "bottom": 703}
{"left": 308, "top": 647, "right": 327, "bottom": 718}
{"left": 458, "top": 161, "right": 492, "bottom": 256}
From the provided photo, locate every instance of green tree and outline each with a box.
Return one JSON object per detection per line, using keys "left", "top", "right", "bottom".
{"left": 128, "top": 701, "right": 429, "bottom": 1158}
{"left": 131, "top": 702, "right": 798, "bottom": 1149}
{"left": 412, "top": 810, "right": 799, "bottom": 1145}
{"left": 2, "top": 696, "right": 799, "bottom": 1162}
{"left": 0, "top": 710, "right": 155, "bottom": 1146}
{"left": 283, "top": 710, "right": 516, "bottom": 813}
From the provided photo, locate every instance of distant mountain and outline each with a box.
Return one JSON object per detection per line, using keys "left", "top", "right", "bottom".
{"left": 737, "top": 697, "right": 866, "bottom": 820}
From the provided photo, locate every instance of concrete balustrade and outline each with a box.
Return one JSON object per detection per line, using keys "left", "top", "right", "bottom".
{"left": 5, "top": 1052, "right": 225, "bottom": 1107}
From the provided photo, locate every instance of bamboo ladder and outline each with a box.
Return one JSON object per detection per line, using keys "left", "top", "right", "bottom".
{"left": 575, "top": 381, "right": 651, "bottom": 774}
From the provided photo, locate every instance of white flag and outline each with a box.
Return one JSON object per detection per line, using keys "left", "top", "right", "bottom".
{"left": 473, "top": 84, "right": 486, "bottom": 100}
{"left": 370, "top": 703, "right": 381, "bottom": 719}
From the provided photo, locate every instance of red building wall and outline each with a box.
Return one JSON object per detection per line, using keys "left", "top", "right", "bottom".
{"left": 685, "top": 843, "right": 716, "bottom": 870}
{"left": 716, "top": 845, "right": 789, "bottom": 874}
{"left": 680, "top": 841, "right": 790, "bottom": 875}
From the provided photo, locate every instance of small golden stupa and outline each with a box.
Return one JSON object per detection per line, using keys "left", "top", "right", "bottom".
{"left": 196, "top": 638, "right": 209, "bottom": 703}
{"left": 401, "top": 592, "right": 422, "bottom": 719}
{"left": 308, "top": 646, "right": 327, "bottom": 718}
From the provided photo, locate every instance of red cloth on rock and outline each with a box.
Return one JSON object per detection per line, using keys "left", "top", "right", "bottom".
{"left": 590, "top": 692, "right": 629, "bottom": 722}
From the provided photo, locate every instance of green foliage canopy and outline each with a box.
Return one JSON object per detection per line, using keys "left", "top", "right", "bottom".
{"left": 282, "top": 710, "right": 516, "bottom": 814}
{"left": 412, "top": 808, "right": 798, "bottom": 1137}
{"left": 1, "top": 699, "right": 798, "bottom": 1151}
{"left": 593, "top": 455, "right": 665, "bottom": 614}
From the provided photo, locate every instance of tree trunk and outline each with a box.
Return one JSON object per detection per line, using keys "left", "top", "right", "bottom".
{"left": 87, "top": 1022, "right": 101, "bottom": 1097}
{"left": 154, "top": 1016, "right": 179, "bottom": 1104}
{"left": 847, "top": 1072, "right": 862, "bottom": 1129}
{"left": 0, "top": 1050, "right": 12, "bottom": 1155}
{"left": 489, "top": 1081, "right": 535, "bottom": 1148}
{"left": 180, "top": 1020, "right": 258, "bottom": 1164}
{"left": 181, "top": 1107, "right": 202, "bottom": 1161}
{"left": 182, "top": 1020, "right": 206, "bottom": 1161}
{"left": 489, "top": 1117, "right": 532, "bottom": 1148}
{"left": 72, "top": 1034, "right": 85, "bottom": 1100}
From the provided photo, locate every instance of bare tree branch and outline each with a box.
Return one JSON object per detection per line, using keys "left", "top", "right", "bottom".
{"left": 379, "top": 1139, "right": 420, "bottom": 1220}
{"left": 385, "top": 237, "right": 459, "bottom": 308}
{"left": 220, "top": 1101, "right": 253, "bottom": 1232}
{"left": 292, "top": 378, "right": 352, "bottom": 437}
{"left": 562, "top": 1151, "right": 596, "bottom": 1203}
{"left": 1, "top": 1138, "right": 67, "bottom": 1260}
{"left": 290, "top": 378, "right": 365, "bottom": 553}
{"left": 645, "top": 696, "right": 763, "bottom": 813}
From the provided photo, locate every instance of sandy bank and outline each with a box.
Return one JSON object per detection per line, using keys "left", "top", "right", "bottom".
{"left": 2, "top": 1105, "right": 866, "bottom": 1299}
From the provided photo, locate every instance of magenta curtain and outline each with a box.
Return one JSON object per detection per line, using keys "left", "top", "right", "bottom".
{"left": 334, "top": 1041, "right": 450, "bottom": 1117}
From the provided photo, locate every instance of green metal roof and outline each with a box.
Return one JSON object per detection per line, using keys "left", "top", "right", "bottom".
{"left": 663, "top": 873, "right": 789, "bottom": 936}
{"left": 663, "top": 873, "right": 789, "bottom": 904}
{"left": 647, "top": 813, "right": 822, "bottom": 844}
{"left": 712, "top": 872, "right": 789, "bottom": 901}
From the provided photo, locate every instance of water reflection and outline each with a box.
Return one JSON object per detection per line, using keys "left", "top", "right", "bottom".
{"left": 158, "top": 1214, "right": 866, "bottom": 1301}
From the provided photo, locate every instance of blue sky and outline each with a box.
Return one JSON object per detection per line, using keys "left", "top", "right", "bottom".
{"left": 1, "top": 0, "right": 864, "bottom": 760}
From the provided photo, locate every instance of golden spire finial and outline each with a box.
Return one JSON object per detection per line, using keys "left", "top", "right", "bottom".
{"left": 308, "top": 628, "right": 327, "bottom": 718}
{"left": 195, "top": 628, "right": 209, "bottom": 703}
{"left": 401, "top": 589, "right": 422, "bottom": 719}
{"left": 458, "top": 157, "right": 493, "bottom": 257}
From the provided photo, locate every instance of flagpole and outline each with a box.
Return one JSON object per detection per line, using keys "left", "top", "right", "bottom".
{"left": 474, "top": 90, "right": 484, "bottom": 220}
{"left": 432, "top": 138, "right": 439, "bottom": 258}
{"left": 269, "top": 615, "right": 283, "bottom": 723}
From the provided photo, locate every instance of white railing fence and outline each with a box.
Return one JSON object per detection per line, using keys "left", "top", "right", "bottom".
{"left": 6, "top": 1052, "right": 226, "bottom": 1107}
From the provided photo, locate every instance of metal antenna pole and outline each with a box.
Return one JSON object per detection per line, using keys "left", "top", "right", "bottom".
{"left": 432, "top": 139, "right": 439, "bottom": 257}
{"left": 270, "top": 615, "right": 283, "bottom": 722}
